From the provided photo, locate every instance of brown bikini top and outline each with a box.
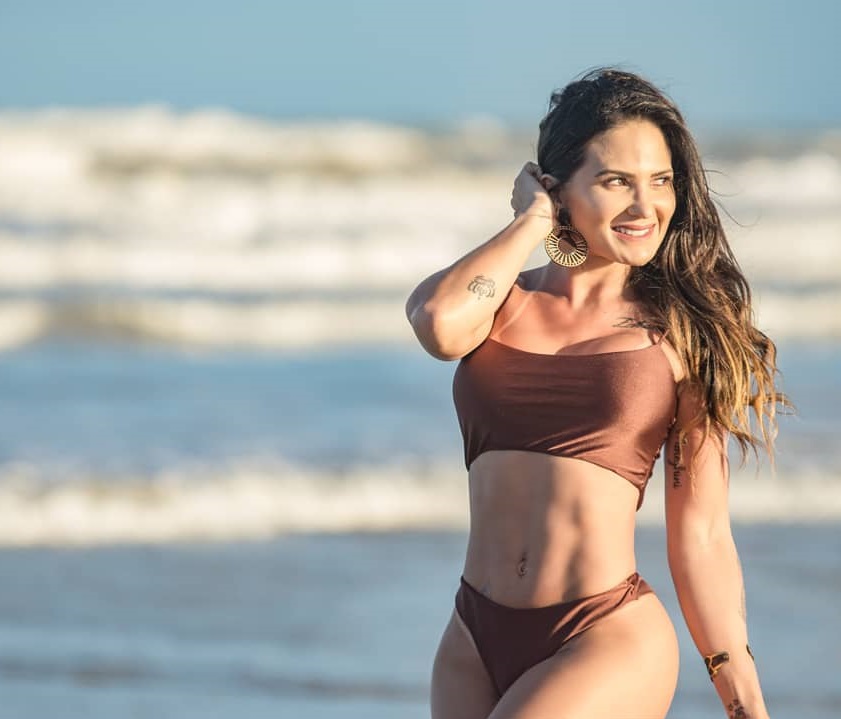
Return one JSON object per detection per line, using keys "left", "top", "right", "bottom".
{"left": 452, "top": 336, "right": 678, "bottom": 510}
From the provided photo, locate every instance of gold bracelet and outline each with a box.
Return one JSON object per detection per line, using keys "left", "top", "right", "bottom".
{"left": 704, "top": 650, "right": 730, "bottom": 680}
{"left": 704, "top": 645, "right": 754, "bottom": 681}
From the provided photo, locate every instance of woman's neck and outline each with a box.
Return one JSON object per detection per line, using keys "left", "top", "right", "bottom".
{"left": 536, "top": 260, "right": 634, "bottom": 310}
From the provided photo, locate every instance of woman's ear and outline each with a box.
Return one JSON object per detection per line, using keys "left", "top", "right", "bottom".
{"left": 539, "top": 173, "right": 560, "bottom": 192}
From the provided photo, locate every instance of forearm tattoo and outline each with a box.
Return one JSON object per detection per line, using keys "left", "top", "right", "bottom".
{"left": 467, "top": 275, "right": 496, "bottom": 300}
{"left": 671, "top": 436, "right": 684, "bottom": 489}
{"left": 727, "top": 698, "right": 748, "bottom": 719}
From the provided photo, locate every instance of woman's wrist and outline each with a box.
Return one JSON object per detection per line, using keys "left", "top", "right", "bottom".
{"left": 708, "top": 654, "right": 769, "bottom": 718}
{"left": 512, "top": 211, "right": 554, "bottom": 236}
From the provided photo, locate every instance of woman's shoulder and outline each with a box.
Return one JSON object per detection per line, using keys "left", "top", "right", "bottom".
{"left": 656, "top": 335, "right": 687, "bottom": 386}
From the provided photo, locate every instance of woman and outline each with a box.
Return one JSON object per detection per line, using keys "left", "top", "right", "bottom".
{"left": 406, "top": 69, "right": 786, "bottom": 719}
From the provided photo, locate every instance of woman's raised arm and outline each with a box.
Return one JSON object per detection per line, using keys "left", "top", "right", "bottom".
{"left": 405, "top": 163, "right": 554, "bottom": 360}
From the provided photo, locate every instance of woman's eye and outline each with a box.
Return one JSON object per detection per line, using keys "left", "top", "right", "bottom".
{"left": 603, "top": 175, "right": 672, "bottom": 188}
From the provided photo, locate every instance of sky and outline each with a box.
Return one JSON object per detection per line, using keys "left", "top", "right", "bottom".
{"left": 2, "top": 0, "right": 840, "bottom": 132}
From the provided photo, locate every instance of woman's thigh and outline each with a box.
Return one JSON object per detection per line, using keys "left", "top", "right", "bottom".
{"left": 431, "top": 609, "right": 499, "bottom": 719}
{"left": 488, "top": 593, "right": 680, "bottom": 719}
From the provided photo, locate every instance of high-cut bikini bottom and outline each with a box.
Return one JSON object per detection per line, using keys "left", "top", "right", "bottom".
{"left": 454, "top": 571, "right": 653, "bottom": 697}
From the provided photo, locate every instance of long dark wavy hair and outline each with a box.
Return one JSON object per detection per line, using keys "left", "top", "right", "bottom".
{"left": 536, "top": 67, "right": 790, "bottom": 466}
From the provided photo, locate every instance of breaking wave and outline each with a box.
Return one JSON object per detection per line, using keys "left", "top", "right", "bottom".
{"left": 0, "top": 108, "right": 839, "bottom": 351}
{"left": 0, "top": 288, "right": 840, "bottom": 351}
{"left": 0, "top": 459, "right": 838, "bottom": 547}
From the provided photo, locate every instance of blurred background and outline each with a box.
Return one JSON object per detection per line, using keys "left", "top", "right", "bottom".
{"left": 0, "top": 1, "right": 839, "bottom": 717}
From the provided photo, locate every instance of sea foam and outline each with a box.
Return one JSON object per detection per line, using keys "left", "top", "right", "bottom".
{"left": 0, "top": 108, "right": 839, "bottom": 351}
{"left": 0, "top": 460, "right": 838, "bottom": 547}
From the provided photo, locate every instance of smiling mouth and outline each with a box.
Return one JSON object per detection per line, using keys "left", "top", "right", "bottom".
{"left": 612, "top": 224, "right": 655, "bottom": 239}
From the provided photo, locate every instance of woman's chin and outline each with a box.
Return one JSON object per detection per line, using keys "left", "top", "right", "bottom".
{"left": 616, "top": 244, "right": 661, "bottom": 267}
{"left": 587, "top": 235, "right": 661, "bottom": 268}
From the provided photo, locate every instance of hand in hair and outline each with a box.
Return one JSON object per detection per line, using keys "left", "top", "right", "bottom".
{"left": 510, "top": 162, "right": 557, "bottom": 226}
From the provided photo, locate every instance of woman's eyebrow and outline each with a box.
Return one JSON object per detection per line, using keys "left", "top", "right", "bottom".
{"left": 594, "top": 168, "right": 674, "bottom": 177}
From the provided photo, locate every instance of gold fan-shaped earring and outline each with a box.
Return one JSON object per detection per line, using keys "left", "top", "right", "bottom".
{"left": 544, "top": 224, "right": 588, "bottom": 267}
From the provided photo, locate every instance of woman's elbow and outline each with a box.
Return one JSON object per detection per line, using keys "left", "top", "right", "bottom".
{"left": 405, "top": 302, "right": 478, "bottom": 360}
{"left": 666, "top": 521, "right": 733, "bottom": 570}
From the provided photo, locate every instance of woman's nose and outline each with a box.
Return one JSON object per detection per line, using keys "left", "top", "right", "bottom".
{"left": 628, "top": 186, "right": 654, "bottom": 218}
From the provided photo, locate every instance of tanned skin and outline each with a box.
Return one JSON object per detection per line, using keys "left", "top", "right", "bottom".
{"left": 409, "top": 120, "right": 771, "bottom": 718}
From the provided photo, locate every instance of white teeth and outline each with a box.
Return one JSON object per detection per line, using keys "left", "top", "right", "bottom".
{"left": 613, "top": 226, "right": 651, "bottom": 237}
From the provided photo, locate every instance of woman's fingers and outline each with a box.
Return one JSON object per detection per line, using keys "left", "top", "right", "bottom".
{"left": 511, "top": 163, "right": 556, "bottom": 220}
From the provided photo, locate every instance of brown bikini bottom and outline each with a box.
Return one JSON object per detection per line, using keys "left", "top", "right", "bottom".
{"left": 455, "top": 571, "right": 653, "bottom": 696}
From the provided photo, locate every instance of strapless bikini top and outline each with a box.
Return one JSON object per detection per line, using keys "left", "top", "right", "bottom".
{"left": 452, "top": 337, "right": 678, "bottom": 509}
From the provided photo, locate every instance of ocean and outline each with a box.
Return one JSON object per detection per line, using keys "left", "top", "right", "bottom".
{"left": 0, "top": 109, "right": 839, "bottom": 717}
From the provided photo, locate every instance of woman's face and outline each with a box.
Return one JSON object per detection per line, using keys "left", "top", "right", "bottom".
{"left": 557, "top": 119, "right": 676, "bottom": 267}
